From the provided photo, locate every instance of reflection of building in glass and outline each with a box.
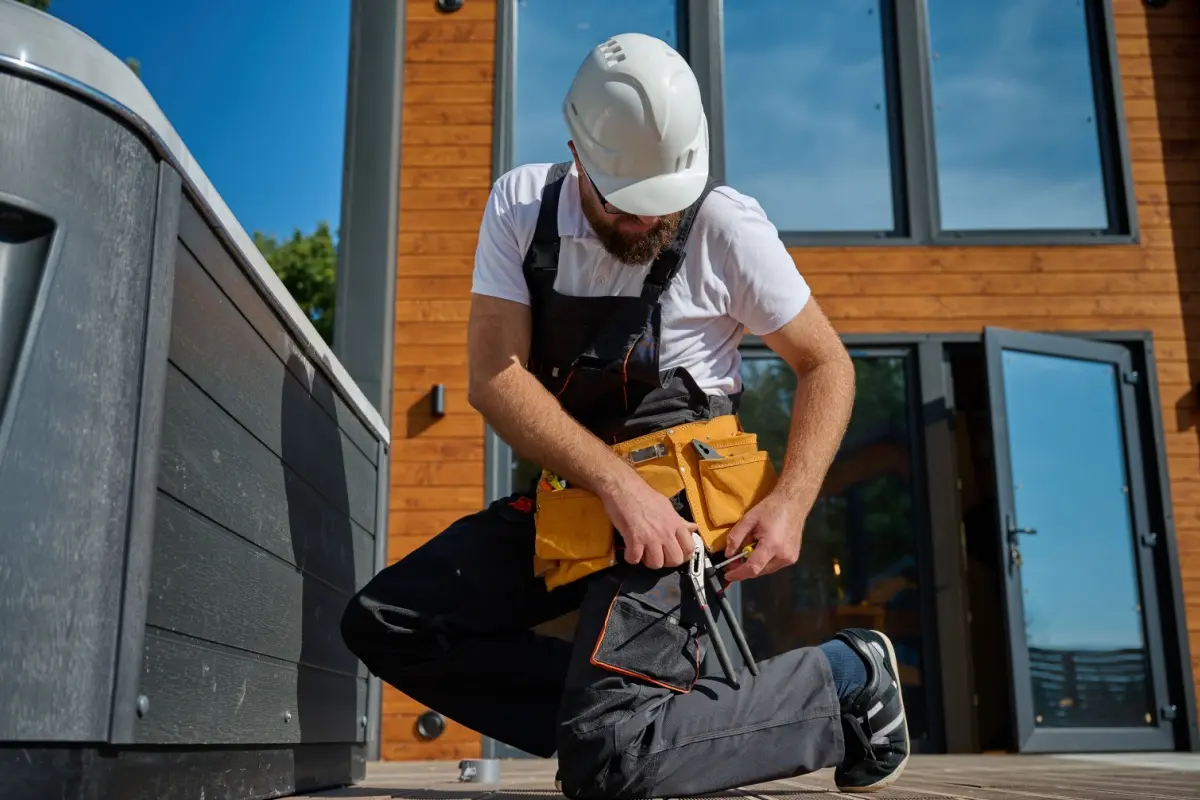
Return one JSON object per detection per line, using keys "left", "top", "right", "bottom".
{"left": 739, "top": 353, "right": 929, "bottom": 742}
{"left": 1028, "top": 647, "right": 1154, "bottom": 729}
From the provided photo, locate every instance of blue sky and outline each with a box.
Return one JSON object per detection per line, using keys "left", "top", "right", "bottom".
{"left": 42, "top": 0, "right": 350, "bottom": 242}
{"left": 515, "top": 0, "right": 1111, "bottom": 234}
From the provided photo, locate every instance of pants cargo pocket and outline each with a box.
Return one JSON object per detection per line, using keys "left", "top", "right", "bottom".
{"left": 697, "top": 451, "right": 778, "bottom": 528}
{"left": 589, "top": 567, "right": 701, "bottom": 693}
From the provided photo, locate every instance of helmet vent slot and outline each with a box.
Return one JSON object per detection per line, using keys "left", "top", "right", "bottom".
{"left": 600, "top": 39, "right": 626, "bottom": 65}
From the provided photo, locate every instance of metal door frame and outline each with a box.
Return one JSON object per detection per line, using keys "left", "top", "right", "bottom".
{"left": 981, "top": 326, "right": 1177, "bottom": 752}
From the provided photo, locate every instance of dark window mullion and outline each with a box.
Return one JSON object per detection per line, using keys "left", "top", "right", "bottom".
{"left": 688, "top": 0, "right": 725, "bottom": 186}
{"left": 891, "top": 0, "right": 939, "bottom": 244}
{"left": 878, "top": 0, "right": 913, "bottom": 239}
{"left": 1084, "top": 0, "right": 1136, "bottom": 237}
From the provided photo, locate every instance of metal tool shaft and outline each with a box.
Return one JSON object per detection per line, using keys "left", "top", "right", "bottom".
{"left": 706, "top": 570, "right": 759, "bottom": 676}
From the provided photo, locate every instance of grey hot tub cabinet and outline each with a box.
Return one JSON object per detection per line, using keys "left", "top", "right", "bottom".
{"left": 0, "top": 3, "right": 390, "bottom": 798}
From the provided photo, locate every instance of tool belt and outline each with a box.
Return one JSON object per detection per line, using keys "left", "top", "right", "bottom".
{"left": 531, "top": 415, "right": 778, "bottom": 591}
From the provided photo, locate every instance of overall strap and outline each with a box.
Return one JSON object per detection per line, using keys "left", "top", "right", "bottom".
{"left": 521, "top": 161, "right": 573, "bottom": 290}
{"left": 640, "top": 179, "right": 723, "bottom": 302}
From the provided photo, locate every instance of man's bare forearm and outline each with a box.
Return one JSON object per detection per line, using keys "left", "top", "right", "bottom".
{"left": 773, "top": 353, "right": 857, "bottom": 513}
{"left": 470, "top": 362, "right": 638, "bottom": 498}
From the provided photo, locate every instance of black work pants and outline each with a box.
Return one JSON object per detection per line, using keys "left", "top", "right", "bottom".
{"left": 340, "top": 495, "right": 844, "bottom": 799}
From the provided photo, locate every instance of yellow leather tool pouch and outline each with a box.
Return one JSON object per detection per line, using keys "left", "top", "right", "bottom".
{"left": 696, "top": 450, "right": 777, "bottom": 528}
{"left": 533, "top": 415, "right": 779, "bottom": 590}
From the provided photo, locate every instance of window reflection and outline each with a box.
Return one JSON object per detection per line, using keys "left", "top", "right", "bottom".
{"left": 999, "top": 350, "right": 1154, "bottom": 728}
{"left": 737, "top": 352, "right": 928, "bottom": 742}
{"left": 926, "top": 0, "right": 1110, "bottom": 231}
{"left": 723, "top": 0, "right": 896, "bottom": 233}
{"left": 512, "top": 0, "right": 680, "bottom": 168}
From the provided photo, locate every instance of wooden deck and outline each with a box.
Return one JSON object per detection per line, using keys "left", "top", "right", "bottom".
{"left": 298, "top": 754, "right": 1200, "bottom": 799}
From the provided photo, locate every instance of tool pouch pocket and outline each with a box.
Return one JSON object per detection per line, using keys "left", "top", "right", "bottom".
{"left": 589, "top": 567, "right": 702, "bottom": 694}
{"left": 696, "top": 450, "right": 778, "bottom": 529}
{"left": 534, "top": 486, "right": 614, "bottom": 562}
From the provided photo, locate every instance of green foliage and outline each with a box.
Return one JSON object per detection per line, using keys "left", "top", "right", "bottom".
{"left": 254, "top": 223, "right": 338, "bottom": 346}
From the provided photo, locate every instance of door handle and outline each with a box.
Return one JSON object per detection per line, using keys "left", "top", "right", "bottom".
{"left": 1006, "top": 515, "right": 1037, "bottom": 538}
{"left": 1004, "top": 514, "right": 1036, "bottom": 573}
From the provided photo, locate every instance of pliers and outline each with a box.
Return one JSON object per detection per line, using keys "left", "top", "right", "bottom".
{"left": 687, "top": 531, "right": 759, "bottom": 688}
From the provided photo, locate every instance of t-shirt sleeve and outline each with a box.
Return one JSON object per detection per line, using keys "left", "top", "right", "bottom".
{"left": 471, "top": 176, "right": 532, "bottom": 306}
{"left": 720, "top": 196, "right": 812, "bottom": 336}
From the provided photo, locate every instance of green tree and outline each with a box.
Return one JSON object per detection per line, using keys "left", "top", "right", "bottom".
{"left": 254, "top": 222, "right": 338, "bottom": 346}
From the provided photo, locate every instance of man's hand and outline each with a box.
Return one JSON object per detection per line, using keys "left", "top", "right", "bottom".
{"left": 600, "top": 475, "right": 697, "bottom": 570}
{"left": 720, "top": 492, "right": 806, "bottom": 582}
{"left": 715, "top": 298, "right": 855, "bottom": 583}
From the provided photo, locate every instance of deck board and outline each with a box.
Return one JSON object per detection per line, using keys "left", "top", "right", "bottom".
{"left": 295, "top": 755, "right": 1200, "bottom": 799}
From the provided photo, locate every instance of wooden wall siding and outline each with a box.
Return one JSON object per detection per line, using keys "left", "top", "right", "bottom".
{"left": 384, "top": 0, "right": 1198, "bottom": 758}
{"left": 385, "top": 0, "right": 494, "bottom": 762}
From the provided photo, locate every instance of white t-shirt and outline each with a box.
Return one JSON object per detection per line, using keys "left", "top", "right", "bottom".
{"left": 470, "top": 162, "right": 812, "bottom": 396}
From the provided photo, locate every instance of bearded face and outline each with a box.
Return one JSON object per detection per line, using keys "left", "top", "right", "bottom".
{"left": 573, "top": 153, "right": 682, "bottom": 266}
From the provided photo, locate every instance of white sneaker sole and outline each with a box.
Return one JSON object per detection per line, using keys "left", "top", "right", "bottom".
{"left": 839, "top": 631, "right": 911, "bottom": 793}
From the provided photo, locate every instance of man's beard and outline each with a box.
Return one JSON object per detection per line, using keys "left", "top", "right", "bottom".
{"left": 582, "top": 200, "right": 682, "bottom": 266}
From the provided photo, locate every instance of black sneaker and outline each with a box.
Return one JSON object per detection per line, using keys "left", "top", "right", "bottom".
{"left": 832, "top": 628, "right": 910, "bottom": 793}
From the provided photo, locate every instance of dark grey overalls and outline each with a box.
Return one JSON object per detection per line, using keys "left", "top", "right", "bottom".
{"left": 341, "top": 162, "right": 844, "bottom": 799}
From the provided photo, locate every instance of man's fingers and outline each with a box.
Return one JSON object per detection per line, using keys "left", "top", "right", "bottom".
{"left": 675, "top": 529, "right": 695, "bottom": 559}
{"left": 643, "top": 544, "right": 665, "bottom": 571}
{"left": 724, "top": 516, "right": 753, "bottom": 557}
{"left": 662, "top": 538, "right": 686, "bottom": 569}
{"left": 623, "top": 541, "right": 644, "bottom": 565}
{"left": 758, "top": 556, "right": 793, "bottom": 579}
{"left": 724, "top": 540, "right": 773, "bottom": 582}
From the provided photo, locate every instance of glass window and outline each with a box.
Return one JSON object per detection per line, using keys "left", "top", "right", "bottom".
{"left": 997, "top": 349, "right": 1154, "bottom": 728}
{"left": 926, "top": 0, "right": 1110, "bottom": 231}
{"left": 512, "top": 0, "right": 680, "bottom": 168}
{"left": 737, "top": 350, "right": 930, "bottom": 743}
{"left": 722, "top": 0, "right": 897, "bottom": 233}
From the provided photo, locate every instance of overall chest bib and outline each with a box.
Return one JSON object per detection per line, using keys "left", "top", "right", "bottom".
{"left": 521, "top": 161, "right": 733, "bottom": 444}
{"left": 518, "top": 163, "right": 780, "bottom": 593}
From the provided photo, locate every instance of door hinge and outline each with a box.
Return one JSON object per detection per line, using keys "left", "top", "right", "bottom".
{"left": 1161, "top": 704, "right": 1178, "bottom": 722}
{"left": 1123, "top": 370, "right": 1140, "bottom": 385}
{"left": 1141, "top": 532, "right": 1159, "bottom": 548}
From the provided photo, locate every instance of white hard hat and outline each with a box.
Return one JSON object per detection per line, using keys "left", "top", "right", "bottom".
{"left": 563, "top": 33, "right": 710, "bottom": 217}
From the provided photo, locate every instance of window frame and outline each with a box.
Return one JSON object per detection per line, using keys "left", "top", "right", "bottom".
{"left": 494, "top": 0, "right": 1139, "bottom": 247}
{"left": 737, "top": 342, "right": 945, "bottom": 752}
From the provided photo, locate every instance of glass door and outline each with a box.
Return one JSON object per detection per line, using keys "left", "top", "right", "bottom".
{"left": 982, "top": 327, "right": 1175, "bottom": 752}
{"left": 736, "top": 347, "right": 939, "bottom": 750}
